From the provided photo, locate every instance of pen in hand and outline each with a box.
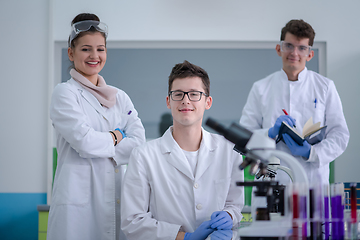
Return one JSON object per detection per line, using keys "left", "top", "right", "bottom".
{"left": 282, "top": 109, "right": 296, "bottom": 128}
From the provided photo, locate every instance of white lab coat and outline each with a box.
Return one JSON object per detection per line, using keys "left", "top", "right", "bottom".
{"left": 121, "top": 127, "right": 244, "bottom": 240}
{"left": 240, "top": 67, "right": 349, "bottom": 185}
{"left": 47, "top": 78, "right": 146, "bottom": 240}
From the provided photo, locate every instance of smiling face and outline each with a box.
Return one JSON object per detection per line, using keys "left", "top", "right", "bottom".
{"left": 68, "top": 32, "right": 107, "bottom": 85}
{"left": 166, "top": 77, "right": 212, "bottom": 129}
{"left": 276, "top": 32, "right": 314, "bottom": 80}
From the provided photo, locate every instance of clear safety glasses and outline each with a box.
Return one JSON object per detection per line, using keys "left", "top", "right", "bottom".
{"left": 69, "top": 20, "right": 108, "bottom": 46}
{"left": 280, "top": 41, "right": 312, "bottom": 57}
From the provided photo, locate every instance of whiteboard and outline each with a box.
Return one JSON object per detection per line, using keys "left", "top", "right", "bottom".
{"left": 59, "top": 41, "right": 322, "bottom": 139}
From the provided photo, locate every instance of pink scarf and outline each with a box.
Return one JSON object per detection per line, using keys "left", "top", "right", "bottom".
{"left": 70, "top": 69, "right": 117, "bottom": 108}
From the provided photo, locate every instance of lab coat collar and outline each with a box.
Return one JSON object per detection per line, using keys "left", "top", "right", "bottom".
{"left": 297, "top": 67, "right": 308, "bottom": 82}
{"left": 160, "top": 127, "right": 217, "bottom": 180}
{"left": 280, "top": 67, "right": 308, "bottom": 82}
{"left": 195, "top": 129, "right": 217, "bottom": 180}
{"left": 70, "top": 79, "right": 109, "bottom": 120}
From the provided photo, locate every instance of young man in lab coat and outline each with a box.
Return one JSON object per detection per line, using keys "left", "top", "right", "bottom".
{"left": 121, "top": 60, "right": 244, "bottom": 240}
{"left": 240, "top": 19, "right": 349, "bottom": 185}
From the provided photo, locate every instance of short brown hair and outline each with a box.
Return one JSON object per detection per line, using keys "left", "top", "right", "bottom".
{"left": 281, "top": 19, "right": 316, "bottom": 46}
{"left": 168, "top": 60, "right": 210, "bottom": 96}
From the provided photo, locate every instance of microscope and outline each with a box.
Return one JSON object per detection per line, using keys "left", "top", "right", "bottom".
{"left": 206, "top": 118, "right": 309, "bottom": 240}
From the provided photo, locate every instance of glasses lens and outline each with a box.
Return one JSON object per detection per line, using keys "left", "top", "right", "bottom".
{"left": 73, "top": 20, "right": 108, "bottom": 34}
{"left": 298, "top": 45, "right": 310, "bottom": 54}
{"left": 188, "top": 91, "right": 201, "bottom": 101}
{"left": 282, "top": 42, "right": 294, "bottom": 52}
{"left": 171, "top": 91, "right": 184, "bottom": 101}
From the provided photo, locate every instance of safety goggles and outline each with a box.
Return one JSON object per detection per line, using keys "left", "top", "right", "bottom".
{"left": 280, "top": 41, "right": 311, "bottom": 57}
{"left": 69, "top": 20, "right": 108, "bottom": 46}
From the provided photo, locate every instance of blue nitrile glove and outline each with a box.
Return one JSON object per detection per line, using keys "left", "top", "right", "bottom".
{"left": 210, "top": 211, "right": 233, "bottom": 230}
{"left": 283, "top": 133, "right": 311, "bottom": 159}
{"left": 209, "top": 229, "right": 233, "bottom": 240}
{"left": 268, "top": 115, "right": 296, "bottom": 139}
{"left": 184, "top": 220, "right": 215, "bottom": 240}
{"left": 115, "top": 128, "right": 127, "bottom": 139}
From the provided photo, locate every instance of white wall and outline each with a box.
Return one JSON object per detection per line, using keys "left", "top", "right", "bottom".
{"left": 0, "top": 0, "right": 49, "bottom": 193}
{"left": 1, "top": 0, "right": 359, "bottom": 196}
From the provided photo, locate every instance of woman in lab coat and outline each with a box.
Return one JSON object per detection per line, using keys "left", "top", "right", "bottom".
{"left": 47, "top": 13, "right": 145, "bottom": 240}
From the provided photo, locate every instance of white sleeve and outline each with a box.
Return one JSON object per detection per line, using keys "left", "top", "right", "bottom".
{"left": 50, "top": 84, "right": 115, "bottom": 159}
{"left": 113, "top": 92, "right": 146, "bottom": 165}
{"left": 223, "top": 152, "right": 244, "bottom": 225}
{"left": 240, "top": 83, "right": 270, "bottom": 137}
{"left": 309, "top": 81, "right": 350, "bottom": 166}
{"left": 121, "top": 148, "right": 181, "bottom": 240}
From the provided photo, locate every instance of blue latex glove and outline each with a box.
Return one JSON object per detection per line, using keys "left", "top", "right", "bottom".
{"left": 184, "top": 220, "right": 215, "bottom": 240}
{"left": 283, "top": 133, "right": 311, "bottom": 159}
{"left": 268, "top": 115, "right": 296, "bottom": 139}
{"left": 210, "top": 211, "right": 233, "bottom": 230}
{"left": 115, "top": 128, "right": 127, "bottom": 138}
{"left": 209, "top": 230, "right": 233, "bottom": 240}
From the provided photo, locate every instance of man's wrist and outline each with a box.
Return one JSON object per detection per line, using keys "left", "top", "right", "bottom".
{"left": 268, "top": 127, "right": 276, "bottom": 139}
{"left": 176, "top": 231, "right": 186, "bottom": 240}
{"left": 303, "top": 145, "right": 312, "bottom": 160}
{"left": 226, "top": 211, "right": 233, "bottom": 220}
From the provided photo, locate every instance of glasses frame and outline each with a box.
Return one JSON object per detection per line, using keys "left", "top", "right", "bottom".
{"left": 280, "top": 41, "right": 312, "bottom": 57}
{"left": 169, "top": 90, "right": 209, "bottom": 102}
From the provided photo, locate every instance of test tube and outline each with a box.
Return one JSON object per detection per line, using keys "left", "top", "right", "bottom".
{"left": 292, "top": 184, "right": 300, "bottom": 239}
{"left": 331, "top": 183, "right": 339, "bottom": 240}
{"left": 350, "top": 183, "right": 358, "bottom": 239}
{"left": 345, "top": 191, "right": 350, "bottom": 210}
{"left": 323, "top": 184, "right": 330, "bottom": 240}
{"left": 292, "top": 183, "right": 310, "bottom": 239}
{"left": 331, "top": 183, "right": 345, "bottom": 240}
{"left": 309, "top": 183, "right": 322, "bottom": 240}
{"left": 339, "top": 183, "right": 345, "bottom": 240}
{"left": 300, "top": 191, "right": 307, "bottom": 239}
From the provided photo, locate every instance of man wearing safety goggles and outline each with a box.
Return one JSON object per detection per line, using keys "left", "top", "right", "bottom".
{"left": 240, "top": 19, "right": 349, "bottom": 187}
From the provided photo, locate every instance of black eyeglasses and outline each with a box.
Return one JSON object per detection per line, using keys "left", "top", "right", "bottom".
{"left": 169, "top": 90, "right": 208, "bottom": 102}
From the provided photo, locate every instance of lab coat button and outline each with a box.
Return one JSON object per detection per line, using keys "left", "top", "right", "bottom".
{"left": 196, "top": 204, "right": 202, "bottom": 210}
{"left": 115, "top": 169, "right": 119, "bottom": 173}
{"left": 117, "top": 199, "right": 120, "bottom": 204}
{"left": 194, "top": 183, "right": 199, "bottom": 189}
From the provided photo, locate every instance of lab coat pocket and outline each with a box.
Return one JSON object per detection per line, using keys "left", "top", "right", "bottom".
{"left": 302, "top": 102, "right": 325, "bottom": 125}
{"left": 214, "top": 177, "right": 231, "bottom": 209}
{"left": 57, "top": 164, "right": 91, "bottom": 205}
{"left": 114, "top": 113, "right": 130, "bottom": 130}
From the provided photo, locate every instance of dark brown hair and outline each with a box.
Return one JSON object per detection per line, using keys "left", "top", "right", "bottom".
{"left": 281, "top": 19, "right": 316, "bottom": 46}
{"left": 168, "top": 60, "right": 210, "bottom": 96}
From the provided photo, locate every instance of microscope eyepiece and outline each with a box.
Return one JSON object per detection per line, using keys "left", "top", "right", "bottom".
{"left": 206, "top": 117, "right": 252, "bottom": 153}
{"left": 205, "top": 118, "right": 227, "bottom": 135}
